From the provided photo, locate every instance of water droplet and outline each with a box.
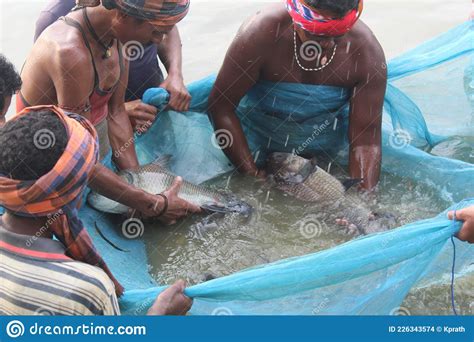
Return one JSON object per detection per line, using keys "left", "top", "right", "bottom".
{"left": 254, "top": 150, "right": 261, "bottom": 163}
{"left": 265, "top": 191, "right": 271, "bottom": 203}
{"left": 345, "top": 41, "right": 351, "bottom": 54}
{"left": 267, "top": 137, "right": 272, "bottom": 148}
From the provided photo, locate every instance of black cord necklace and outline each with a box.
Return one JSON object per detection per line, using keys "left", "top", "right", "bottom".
{"left": 82, "top": 8, "right": 115, "bottom": 59}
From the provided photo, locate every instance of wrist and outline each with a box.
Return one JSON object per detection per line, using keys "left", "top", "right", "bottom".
{"left": 166, "top": 70, "right": 183, "bottom": 81}
{"left": 142, "top": 191, "right": 166, "bottom": 214}
{"left": 147, "top": 302, "right": 167, "bottom": 315}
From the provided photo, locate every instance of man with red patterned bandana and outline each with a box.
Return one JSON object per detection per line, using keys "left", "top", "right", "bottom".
{"left": 209, "top": 0, "right": 386, "bottom": 192}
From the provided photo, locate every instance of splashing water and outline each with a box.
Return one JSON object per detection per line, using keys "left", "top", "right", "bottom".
{"left": 143, "top": 139, "right": 474, "bottom": 314}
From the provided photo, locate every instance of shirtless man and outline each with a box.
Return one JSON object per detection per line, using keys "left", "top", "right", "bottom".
{"left": 34, "top": 0, "right": 191, "bottom": 131}
{"left": 19, "top": 0, "right": 200, "bottom": 223}
{"left": 209, "top": 0, "right": 386, "bottom": 191}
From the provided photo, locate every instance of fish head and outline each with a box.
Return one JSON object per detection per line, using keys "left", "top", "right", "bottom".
{"left": 266, "top": 153, "right": 317, "bottom": 185}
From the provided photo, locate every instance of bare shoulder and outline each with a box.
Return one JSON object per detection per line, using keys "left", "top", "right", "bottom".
{"left": 37, "top": 20, "right": 91, "bottom": 76}
{"left": 233, "top": 4, "right": 290, "bottom": 52}
{"left": 348, "top": 21, "right": 387, "bottom": 81}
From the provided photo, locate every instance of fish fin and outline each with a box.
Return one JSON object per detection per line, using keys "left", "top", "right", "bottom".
{"left": 342, "top": 178, "right": 363, "bottom": 191}
{"left": 151, "top": 154, "right": 172, "bottom": 169}
{"left": 139, "top": 155, "right": 173, "bottom": 173}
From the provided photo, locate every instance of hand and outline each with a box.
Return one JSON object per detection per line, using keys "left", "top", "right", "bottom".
{"left": 159, "top": 177, "right": 202, "bottom": 224}
{"left": 125, "top": 99, "right": 158, "bottom": 133}
{"left": 160, "top": 74, "right": 191, "bottom": 112}
{"left": 135, "top": 177, "right": 201, "bottom": 224}
{"left": 448, "top": 206, "right": 474, "bottom": 243}
{"left": 244, "top": 168, "right": 266, "bottom": 179}
{"left": 147, "top": 280, "right": 193, "bottom": 315}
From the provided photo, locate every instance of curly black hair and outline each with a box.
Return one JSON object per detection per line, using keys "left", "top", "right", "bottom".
{"left": 0, "top": 110, "right": 68, "bottom": 180}
{"left": 0, "top": 54, "right": 22, "bottom": 111}
{"left": 306, "top": 0, "right": 359, "bottom": 18}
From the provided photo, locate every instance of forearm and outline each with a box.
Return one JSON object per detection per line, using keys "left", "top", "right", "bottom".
{"left": 157, "top": 26, "right": 183, "bottom": 77}
{"left": 209, "top": 105, "right": 256, "bottom": 174}
{"left": 349, "top": 144, "right": 381, "bottom": 191}
{"left": 89, "top": 164, "right": 164, "bottom": 210}
{"left": 108, "top": 106, "right": 139, "bottom": 170}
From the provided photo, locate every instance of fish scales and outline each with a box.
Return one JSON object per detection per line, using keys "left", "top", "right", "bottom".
{"left": 88, "top": 161, "right": 251, "bottom": 216}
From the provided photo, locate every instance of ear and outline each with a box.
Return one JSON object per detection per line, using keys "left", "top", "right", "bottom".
{"left": 1, "top": 95, "right": 12, "bottom": 117}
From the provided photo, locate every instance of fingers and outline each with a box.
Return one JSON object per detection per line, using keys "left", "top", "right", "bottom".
{"left": 183, "top": 200, "right": 202, "bottom": 214}
{"left": 456, "top": 227, "right": 470, "bottom": 242}
{"left": 134, "top": 111, "right": 157, "bottom": 123}
{"left": 136, "top": 102, "right": 158, "bottom": 116}
{"left": 448, "top": 209, "right": 467, "bottom": 221}
{"left": 166, "top": 89, "right": 191, "bottom": 112}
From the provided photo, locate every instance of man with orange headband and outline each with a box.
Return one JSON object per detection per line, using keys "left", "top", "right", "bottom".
{"left": 19, "top": 0, "right": 200, "bottom": 223}
{"left": 0, "top": 105, "right": 192, "bottom": 315}
{"left": 209, "top": 0, "right": 386, "bottom": 191}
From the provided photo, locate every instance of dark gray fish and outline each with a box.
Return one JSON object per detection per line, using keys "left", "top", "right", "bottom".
{"left": 266, "top": 152, "right": 395, "bottom": 235}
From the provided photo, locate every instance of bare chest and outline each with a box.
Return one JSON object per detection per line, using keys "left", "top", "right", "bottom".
{"left": 261, "top": 35, "right": 362, "bottom": 88}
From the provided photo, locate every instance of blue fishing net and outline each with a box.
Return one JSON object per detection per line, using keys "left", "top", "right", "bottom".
{"left": 66, "top": 21, "right": 474, "bottom": 314}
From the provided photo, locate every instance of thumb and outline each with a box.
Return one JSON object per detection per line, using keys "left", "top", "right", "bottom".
{"left": 174, "top": 279, "right": 187, "bottom": 292}
{"left": 169, "top": 176, "right": 183, "bottom": 195}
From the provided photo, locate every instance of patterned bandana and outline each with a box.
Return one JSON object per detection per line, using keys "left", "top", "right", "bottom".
{"left": 103, "top": 0, "right": 190, "bottom": 27}
{"left": 286, "top": 0, "right": 363, "bottom": 36}
{"left": 0, "top": 105, "right": 124, "bottom": 296}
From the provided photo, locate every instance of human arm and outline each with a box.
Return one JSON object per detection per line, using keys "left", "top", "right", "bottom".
{"left": 208, "top": 19, "right": 270, "bottom": 176}
{"left": 448, "top": 206, "right": 474, "bottom": 243}
{"left": 348, "top": 51, "right": 387, "bottom": 191}
{"left": 34, "top": 0, "right": 76, "bottom": 42}
{"left": 107, "top": 59, "right": 140, "bottom": 170}
{"left": 157, "top": 26, "right": 191, "bottom": 112}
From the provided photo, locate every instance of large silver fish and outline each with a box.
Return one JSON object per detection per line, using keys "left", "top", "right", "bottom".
{"left": 88, "top": 156, "right": 252, "bottom": 216}
{"left": 265, "top": 152, "right": 395, "bottom": 235}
